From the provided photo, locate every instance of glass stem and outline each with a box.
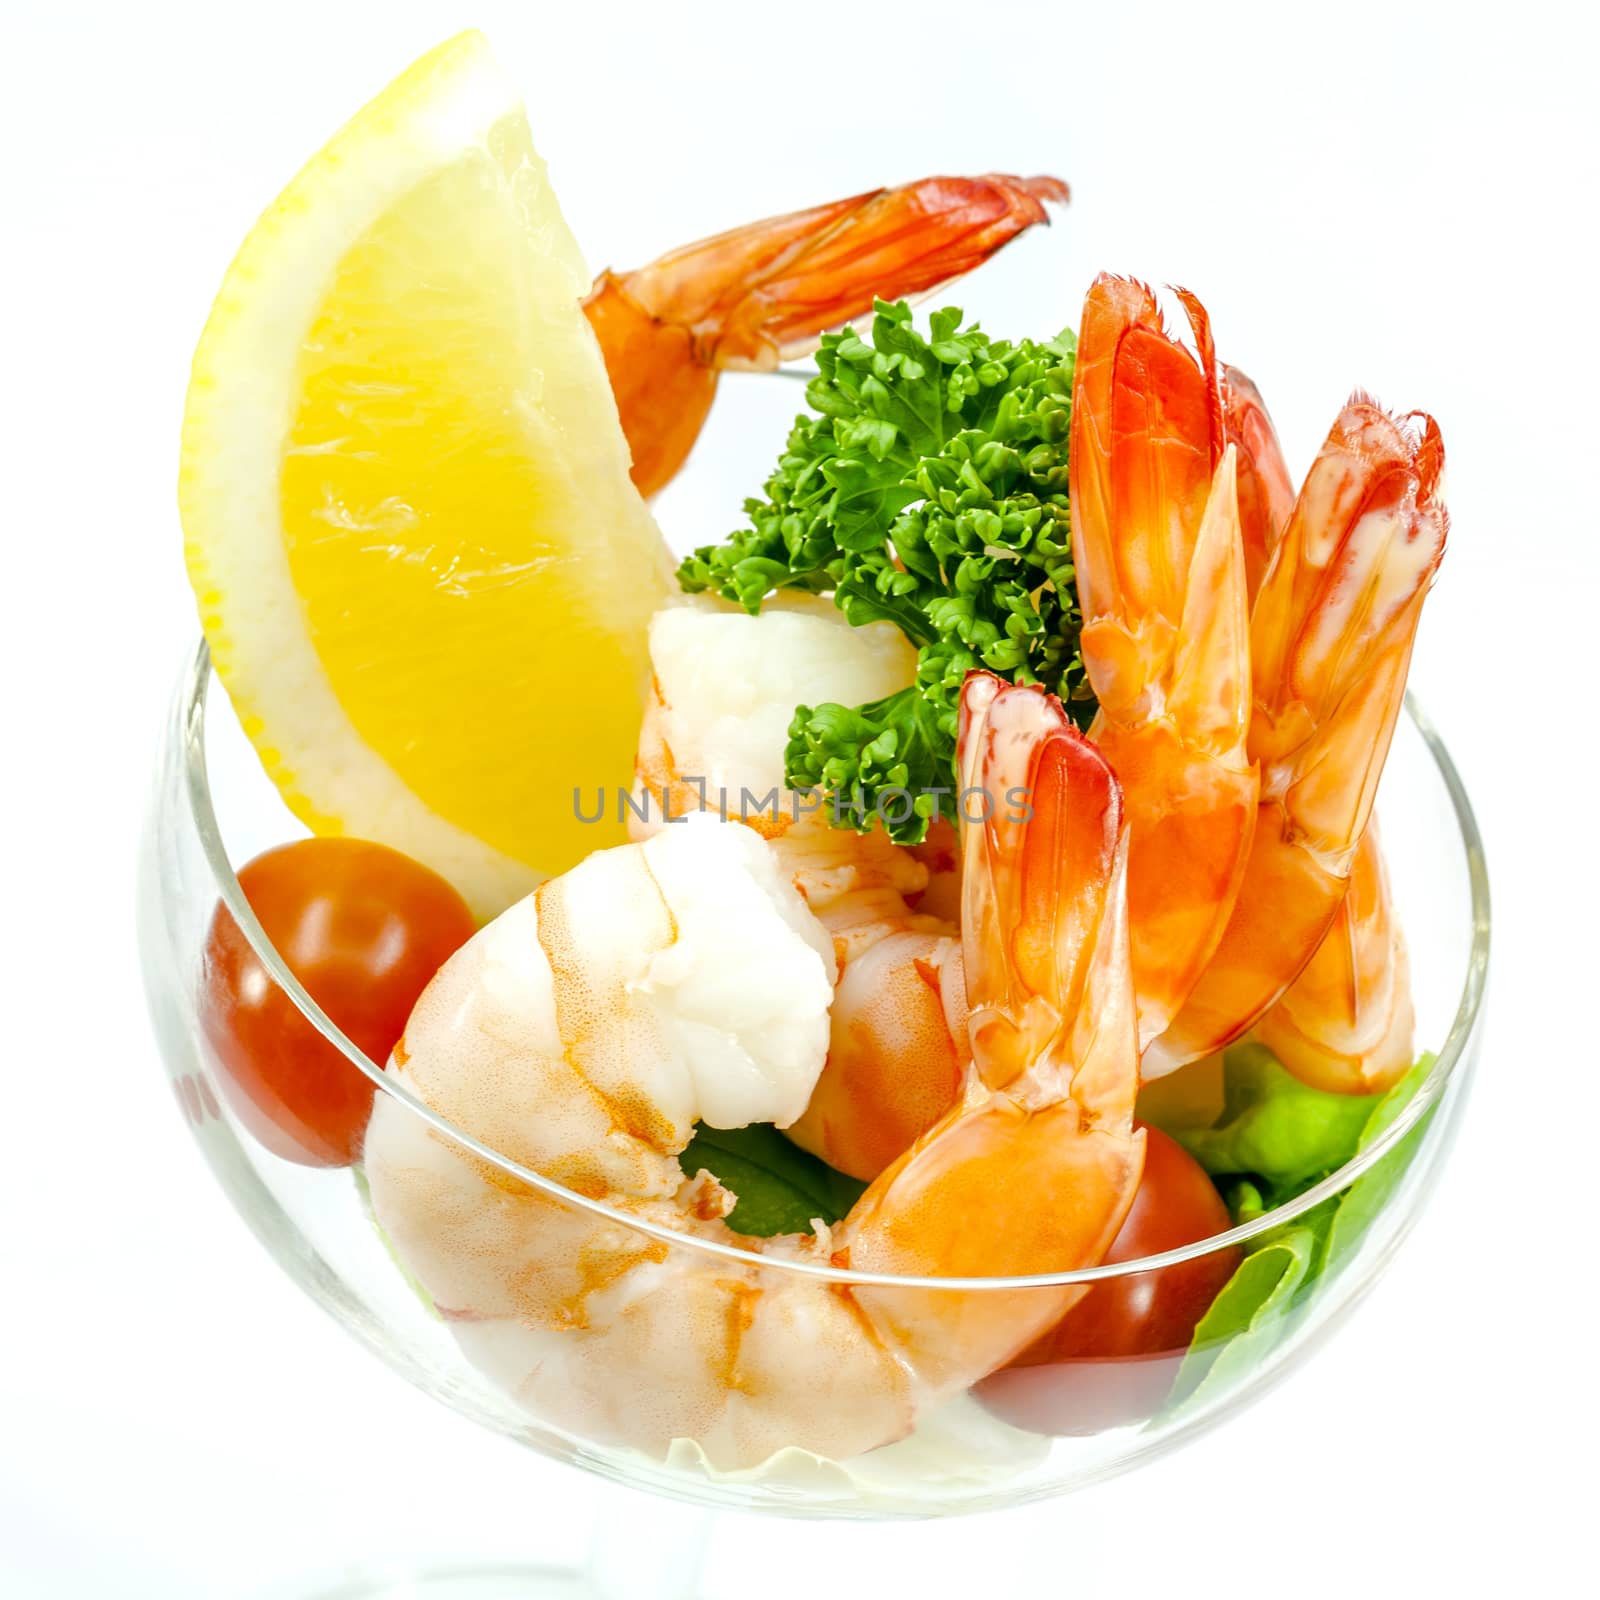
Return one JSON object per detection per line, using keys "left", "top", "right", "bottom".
{"left": 584, "top": 1482, "right": 713, "bottom": 1600}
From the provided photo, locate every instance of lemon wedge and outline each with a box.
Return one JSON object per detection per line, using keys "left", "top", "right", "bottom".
{"left": 181, "top": 31, "right": 673, "bottom": 916}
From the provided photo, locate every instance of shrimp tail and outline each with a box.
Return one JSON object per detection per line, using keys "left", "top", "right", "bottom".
{"left": 954, "top": 673, "right": 1135, "bottom": 1109}
{"left": 1254, "top": 824, "right": 1416, "bottom": 1093}
{"left": 1070, "top": 276, "right": 1223, "bottom": 712}
{"left": 1249, "top": 400, "right": 1447, "bottom": 856}
{"left": 1069, "top": 275, "right": 1258, "bottom": 1059}
{"left": 1220, "top": 363, "right": 1297, "bottom": 600}
{"left": 585, "top": 173, "right": 1068, "bottom": 495}
{"left": 846, "top": 674, "right": 1143, "bottom": 1292}
{"left": 1149, "top": 399, "right": 1447, "bottom": 1074}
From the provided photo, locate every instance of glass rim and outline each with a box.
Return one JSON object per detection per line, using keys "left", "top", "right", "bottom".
{"left": 176, "top": 638, "right": 1490, "bottom": 1291}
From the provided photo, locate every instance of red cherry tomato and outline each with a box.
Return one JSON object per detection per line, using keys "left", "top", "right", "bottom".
{"left": 201, "top": 838, "right": 476, "bottom": 1167}
{"left": 975, "top": 1125, "right": 1240, "bottom": 1434}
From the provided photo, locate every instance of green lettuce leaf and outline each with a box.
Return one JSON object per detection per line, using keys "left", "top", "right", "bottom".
{"left": 1164, "top": 1051, "right": 1439, "bottom": 1418}
{"left": 1167, "top": 1222, "right": 1324, "bottom": 1413}
{"left": 681, "top": 1123, "right": 868, "bottom": 1238}
{"left": 1321, "top": 1054, "right": 1437, "bottom": 1272}
{"left": 1171, "top": 1043, "right": 1381, "bottom": 1197}
{"left": 1219, "top": 1176, "right": 1270, "bottom": 1226}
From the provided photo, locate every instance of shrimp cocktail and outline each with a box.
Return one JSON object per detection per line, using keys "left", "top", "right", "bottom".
{"left": 148, "top": 29, "right": 1480, "bottom": 1512}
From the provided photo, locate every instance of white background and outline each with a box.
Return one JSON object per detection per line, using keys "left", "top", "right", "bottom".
{"left": 3, "top": 1, "right": 1597, "bottom": 1594}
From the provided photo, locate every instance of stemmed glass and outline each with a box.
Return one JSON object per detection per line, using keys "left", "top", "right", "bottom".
{"left": 139, "top": 624, "right": 1487, "bottom": 1593}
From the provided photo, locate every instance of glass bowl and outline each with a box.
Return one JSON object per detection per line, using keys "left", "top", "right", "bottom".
{"left": 138, "top": 641, "right": 1486, "bottom": 1523}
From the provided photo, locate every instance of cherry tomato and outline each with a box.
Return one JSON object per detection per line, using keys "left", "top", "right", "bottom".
{"left": 975, "top": 1125, "right": 1240, "bottom": 1434}
{"left": 201, "top": 838, "right": 476, "bottom": 1167}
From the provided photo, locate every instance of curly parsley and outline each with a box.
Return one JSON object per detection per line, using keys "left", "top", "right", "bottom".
{"left": 677, "top": 300, "right": 1093, "bottom": 843}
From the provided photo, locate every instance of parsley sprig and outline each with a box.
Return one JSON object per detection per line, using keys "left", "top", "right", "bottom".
{"left": 677, "top": 301, "right": 1093, "bottom": 844}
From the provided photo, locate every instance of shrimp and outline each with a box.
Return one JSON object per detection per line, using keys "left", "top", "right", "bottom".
{"left": 362, "top": 676, "right": 1143, "bottom": 1468}
{"left": 631, "top": 591, "right": 920, "bottom": 847}
{"left": 1221, "top": 363, "right": 1297, "bottom": 601}
{"left": 1253, "top": 824, "right": 1415, "bottom": 1093}
{"left": 1218, "top": 368, "right": 1418, "bottom": 1094}
{"left": 583, "top": 173, "right": 1068, "bottom": 495}
{"left": 633, "top": 593, "right": 969, "bottom": 1181}
{"left": 1068, "top": 276, "right": 1258, "bottom": 1062}
{"left": 1146, "top": 399, "right": 1447, "bottom": 1076}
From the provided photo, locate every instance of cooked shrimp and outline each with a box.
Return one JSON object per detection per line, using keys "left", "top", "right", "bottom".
{"left": 1253, "top": 824, "right": 1414, "bottom": 1093}
{"left": 1221, "top": 363, "right": 1297, "bottom": 601}
{"left": 634, "top": 593, "right": 968, "bottom": 1181}
{"left": 632, "top": 592, "right": 919, "bottom": 845}
{"left": 583, "top": 174, "right": 1068, "bottom": 495}
{"left": 1069, "top": 276, "right": 1259, "bottom": 1063}
{"left": 1219, "top": 372, "right": 1418, "bottom": 1094}
{"left": 363, "top": 677, "right": 1143, "bottom": 1468}
{"left": 765, "top": 813, "right": 969, "bottom": 1183}
{"left": 1146, "top": 399, "right": 1447, "bottom": 1075}
{"left": 787, "top": 912, "right": 968, "bottom": 1182}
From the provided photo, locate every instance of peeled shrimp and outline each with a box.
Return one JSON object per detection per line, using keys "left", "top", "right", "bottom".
{"left": 584, "top": 174, "right": 1067, "bottom": 496}
{"left": 633, "top": 594, "right": 969, "bottom": 1181}
{"left": 631, "top": 592, "right": 919, "bottom": 846}
{"left": 1068, "top": 276, "right": 1258, "bottom": 1062}
{"left": 363, "top": 677, "right": 1142, "bottom": 1468}
{"left": 1147, "top": 399, "right": 1447, "bottom": 1075}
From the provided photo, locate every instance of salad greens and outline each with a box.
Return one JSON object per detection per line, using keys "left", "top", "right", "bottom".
{"left": 1160, "top": 1052, "right": 1438, "bottom": 1416}
{"left": 681, "top": 1122, "right": 868, "bottom": 1238}
{"left": 1171, "top": 1044, "right": 1383, "bottom": 1195}
{"left": 677, "top": 300, "right": 1091, "bottom": 844}
{"left": 1167, "top": 1224, "right": 1324, "bottom": 1413}
{"left": 1321, "top": 1056, "right": 1438, "bottom": 1269}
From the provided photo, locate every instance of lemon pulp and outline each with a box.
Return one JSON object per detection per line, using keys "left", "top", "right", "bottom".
{"left": 182, "top": 33, "right": 672, "bottom": 913}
